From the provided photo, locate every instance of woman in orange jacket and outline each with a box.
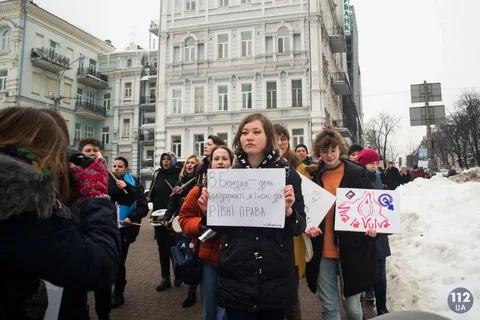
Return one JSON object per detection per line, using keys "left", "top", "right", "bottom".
{"left": 179, "top": 145, "right": 234, "bottom": 320}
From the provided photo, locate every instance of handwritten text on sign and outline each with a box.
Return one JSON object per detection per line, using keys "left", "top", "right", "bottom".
{"left": 207, "top": 169, "right": 286, "bottom": 228}
{"left": 334, "top": 188, "right": 402, "bottom": 233}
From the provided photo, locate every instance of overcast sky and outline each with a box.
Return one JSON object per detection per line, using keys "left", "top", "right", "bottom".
{"left": 35, "top": 0, "right": 480, "bottom": 159}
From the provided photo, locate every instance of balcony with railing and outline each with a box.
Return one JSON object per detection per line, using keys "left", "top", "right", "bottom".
{"left": 77, "top": 68, "right": 109, "bottom": 88}
{"left": 75, "top": 101, "right": 106, "bottom": 119}
{"left": 139, "top": 129, "right": 154, "bottom": 146}
{"left": 331, "top": 72, "right": 351, "bottom": 95}
{"left": 142, "top": 159, "right": 154, "bottom": 168}
{"left": 140, "top": 95, "right": 156, "bottom": 105}
{"left": 31, "top": 48, "right": 70, "bottom": 73}
{"left": 329, "top": 25, "right": 347, "bottom": 54}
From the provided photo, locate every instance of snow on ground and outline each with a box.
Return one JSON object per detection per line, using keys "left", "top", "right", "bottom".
{"left": 387, "top": 176, "right": 480, "bottom": 319}
{"left": 449, "top": 167, "right": 480, "bottom": 183}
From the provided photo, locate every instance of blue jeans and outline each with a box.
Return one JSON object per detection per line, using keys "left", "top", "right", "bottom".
{"left": 226, "top": 309, "right": 285, "bottom": 320}
{"left": 200, "top": 262, "right": 226, "bottom": 320}
{"left": 317, "top": 257, "right": 362, "bottom": 320}
{"left": 374, "top": 258, "right": 387, "bottom": 310}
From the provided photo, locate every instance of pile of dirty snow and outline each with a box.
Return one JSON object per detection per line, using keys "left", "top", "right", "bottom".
{"left": 387, "top": 176, "right": 480, "bottom": 319}
{"left": 449, "top": 167, "right": 480, "bottom": 183}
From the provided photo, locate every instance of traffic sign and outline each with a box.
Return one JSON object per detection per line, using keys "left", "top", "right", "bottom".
{"left": 418, "top": 148, "right": 428, "bottom": 159}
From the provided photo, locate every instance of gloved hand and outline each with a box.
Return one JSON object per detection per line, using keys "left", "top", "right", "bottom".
{"left": 70, "top": 157, "right": 109, "bottom": 201}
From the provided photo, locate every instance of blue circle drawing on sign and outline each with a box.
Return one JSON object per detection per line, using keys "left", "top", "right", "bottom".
{"left": 448, "top": 287, "right": 474, "bottom": 314}
{"left": 378, "top": 194, "right": 394, "bottom": 211}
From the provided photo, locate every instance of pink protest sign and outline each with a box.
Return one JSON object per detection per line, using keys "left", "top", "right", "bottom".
{"left": 334, "top": 188, "right": 402, "bottom": 233}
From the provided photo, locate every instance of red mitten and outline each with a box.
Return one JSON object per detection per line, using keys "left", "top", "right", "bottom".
{"left": 70, "top": 158, "right": 109, "bottom": 201}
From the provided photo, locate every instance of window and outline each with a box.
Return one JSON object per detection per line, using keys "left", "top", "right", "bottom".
{"left": 171, "top": 136, "right": 182, "bottom": 158}
{"left": 241, "top": 0, "right": 251, "bottom": 3}
{"left": 195, "top": 87, "right": 204, "bottom": 113}
{"left": 266, "top": 81, "right": 277, "bottom": 109}
{"left": 198, "top": 43, "right": 205, "bottom": 60}
{"left": 291, "top": 80, "right": 302, "bottom": 107}
{"left": 127, "top": 59, "right": 132, "bottom": 67}
{"left": 173, "top": 46, "right": 180, "bottom": 62}
{"left": 186, "top": 0, "right": 196, "bottom": 10}
{"left": 102, "top": 127, "right": 110, "bottom": 145}
{"left": 146, "top": 150, "right": 154, "bottom": 159}
{"left": 1, "top": 30, "right": 11, "bottom": 51}
{"left": 173, "top": 89, "right": 182, "bottom": 114}
{"left": 241, "top": 83, "right": 252, "bottom": 109}
{"left": 153, "top": 58, "right": 158, "bottom": 68}
{"left": 77, "top": 88, "right": 83, "bottom": 103}
{"left": 84, "top": 125, "right": 94, "bottom": 138}
{"left": 74, "top": 123, "right": 81, "bottom": 140}
{"left": 35, "top": 33, "right": 44, "bottom": 48}
{"left": 217, "top": 132, "right": 228, "bottom": 145}
{"left": 265, "top": 36, "right": 273, "bottom": 53}
{"left": 184, "top": 38, "right": 196, "bottom": 62}
{"left": 149, "top": 82, "right": 156, "bottom": 102}
{"left": 89, "top": 59, "right": 97, "bottom": 70}
{"left": 217, "top": 34, "right": 229, "bottom": 59}
{"left": 63, "top": 82, "right": 72, "bottom": 103}
{"left": 124, "top": 82, "right": 132, "bottom": 98}
{"left": 86, "top": 91, "right": 96, "bottom": 104}
{"left": 292, "top": 129, "right": 304, "bottom": 146}
{"left": 103, "top": 94, "right": 111, "bottom": 111}
{"left": 49, "top": 40, "right": 57, "bottom": 54}
{"left": 194, "top": 134, "right": 205, "bottom": 156}
{"left": 122, "top": 119, "right": 131, "bottom": 138}
{"left": 241, "top": 31, "right": 252, "bottom": 57}
{"left": 277, "top": 28, "right": 290, "bottom": 53}
{"left": 218, "top": 85, "right": 228, "bottom": 111}
{"left": 219, "top": 0, "right": 229, "bottom": 6}
{"left": 294, "top": 33, "right": 301, "bottom": 51}
{"left": 66, "top": 48, "right": 74, "bottom": 61}
{"left": 45, "top": 77, "right": 56, "bottom": 97}
{"left": 32, "top": 72, "right": 41, "bottom": 94}
{"left": 0, "top": 70, "right": 7, "bottom": 91}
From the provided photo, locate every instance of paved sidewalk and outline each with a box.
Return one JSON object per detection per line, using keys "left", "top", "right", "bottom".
{"left": 89, "top": 223, "right": 376, "bottom": 319}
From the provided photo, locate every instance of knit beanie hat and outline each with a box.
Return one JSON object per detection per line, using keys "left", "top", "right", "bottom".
{"left": 347, "top": 144, "right": 363, "bottom": 155}
{"left": 295, "top": 143, "right": 309, "bottom": 153}
{"left": 357, "top": 148, "right": 380, "bottom": 166}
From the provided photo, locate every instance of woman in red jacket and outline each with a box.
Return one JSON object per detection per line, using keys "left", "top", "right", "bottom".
{"left": 179, "top": 145, "right": 234, "bottom": 320}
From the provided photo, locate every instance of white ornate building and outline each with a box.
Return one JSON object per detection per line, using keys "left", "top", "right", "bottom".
{"left": 148, "top": 0, "right": 363, "bottom": 166}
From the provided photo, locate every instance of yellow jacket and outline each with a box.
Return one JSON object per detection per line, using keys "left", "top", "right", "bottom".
{"left": 293, "top": 163, "right": 311, "bottom": 279}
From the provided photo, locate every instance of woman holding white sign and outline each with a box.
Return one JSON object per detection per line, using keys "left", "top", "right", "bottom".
{"left": 179, "top": 146, "right": 234, "bottom": 320}
{"left": 305, "top": 126, "right": 378, "bottom": 320}
{"left": 198, "top": 113, "right": 308, "bottom": 320}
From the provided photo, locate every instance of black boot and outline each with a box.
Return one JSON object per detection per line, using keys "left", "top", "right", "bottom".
{"left": 111, "top": 294, "right": 125, "bottom": 308}
{"left": 155, "top": 278, "right": 171, "bottom": 292}
{"left": 182, "top": 288, "right": 196, "bottom": 308}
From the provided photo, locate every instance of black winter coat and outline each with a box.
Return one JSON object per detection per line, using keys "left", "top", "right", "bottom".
{"left": 164, "top": 172, "right": 197, "bottom": 221}
{"left": 212, "top": 156, "right": 306, "bottom": 311}
{"left": 0, "top": 154, "right": 121, "bottom": 320}
{"left": 150, "top": 166, "right": 181, "bottom": 211}
{"left": 306, "top": 160, "right": 378, "bottom": 298}
{"left": 385, "top": 167, "right": 401, "bottom": 190}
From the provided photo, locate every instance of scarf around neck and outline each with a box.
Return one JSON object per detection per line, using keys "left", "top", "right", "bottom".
{"left": 236, "top": 149, "right": 280, "bottom": 169}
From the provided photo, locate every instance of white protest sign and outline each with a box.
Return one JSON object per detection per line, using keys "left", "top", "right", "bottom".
{"left": 43, "top": 281, "right": 64, "bottom": 320}
{"left": 335, "top": 188, "right": 402, "bottom": 233}
{"left": 300, "top": 174, "right": 337, "bottom": 231}
{"left": 207, "top": 168, "right": 286, "bottom": 228}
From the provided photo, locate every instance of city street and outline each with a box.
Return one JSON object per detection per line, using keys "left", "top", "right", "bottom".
{"left": 89, "top": 222, "right": 376, "bottom": 320}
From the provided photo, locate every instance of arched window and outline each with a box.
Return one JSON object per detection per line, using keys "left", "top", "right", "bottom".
{"left": 184, "top": 37, "right": 196, "bottom": 62}
{"left": 2, "top": 29, "right": 11, "bottom": 51}
{"left": 127, "top": 58, "right": 132, "bottom": 67}
{"left": 277, "top": 28, "right": 289, "bottom": 53}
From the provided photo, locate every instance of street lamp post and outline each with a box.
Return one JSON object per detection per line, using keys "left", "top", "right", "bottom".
{"left": 49, "top": 54, "right": 85, "bottom": 112}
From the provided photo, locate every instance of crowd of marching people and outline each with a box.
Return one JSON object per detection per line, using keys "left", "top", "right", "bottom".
{"left": 1, "top": 106, "right": 397, "bottom": 320}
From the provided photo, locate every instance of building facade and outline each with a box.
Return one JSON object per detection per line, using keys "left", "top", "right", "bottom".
{"left": 97, "top": 44, "right": 158, "bottom": 181}
{"left": 148, "top": 0, "right": 363, "bottom": 166}
{"left": 0, "top": 0, "right": 115, "bottom": 161}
